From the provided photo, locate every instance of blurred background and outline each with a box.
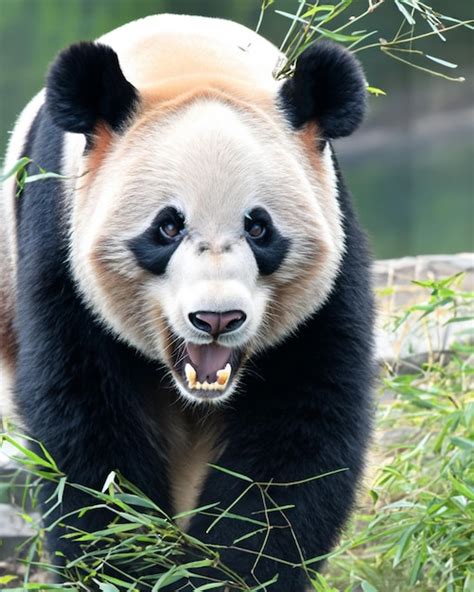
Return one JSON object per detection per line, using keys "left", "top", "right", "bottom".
{"left": 0, "top": 0, "right": 472, "bottom": 259}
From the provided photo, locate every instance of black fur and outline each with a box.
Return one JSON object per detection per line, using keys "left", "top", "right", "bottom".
{"left": 14, "top": 107, "right": 172, "bottom": 571}
{"left": 46, "top": 42, "right": 139, "bottom": 135}
{"left": 245, "top": 207, "right": 290, "bottom": 275}
{"left": 129, "top": 206, "right": 187, "bottom": 275}
{"left": 279, "top": 40, "right": 367, "bottom": 139}
{"left": 13, "top": 45, "right": 374, "bottom": 592}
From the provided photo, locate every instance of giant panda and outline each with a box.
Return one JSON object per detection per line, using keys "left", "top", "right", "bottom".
{"left": 0, "top": 13, "right": 374, "bottom": 591}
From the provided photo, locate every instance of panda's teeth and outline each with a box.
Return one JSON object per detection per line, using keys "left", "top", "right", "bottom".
{"left": 185, "top": 363, "right": 232, "bottom": 391}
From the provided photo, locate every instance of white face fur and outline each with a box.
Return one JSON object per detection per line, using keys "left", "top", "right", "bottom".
{"left": 69, "top": 95, "right": 344, "bottom": 403}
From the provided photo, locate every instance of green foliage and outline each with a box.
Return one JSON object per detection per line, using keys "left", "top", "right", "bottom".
{"left": 1, "top": 432, "right": 345, "bottom": 590}
{"left": 320, "top": 274, "right": 474, "bottom": 591}
{"left": 0, "top": 157, "right": 66, "bottom": 197}
{"left": 260, "top": 0, "right": 473, "bottom": 82}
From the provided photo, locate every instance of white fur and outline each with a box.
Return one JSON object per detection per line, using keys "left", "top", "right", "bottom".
{"left": 0, "top": 90, "right": 45, "bottom": 414}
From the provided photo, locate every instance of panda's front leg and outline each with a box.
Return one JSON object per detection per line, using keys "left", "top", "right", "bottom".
{"left": 184, "top": 395, "right": 371, "bottom": 591}
{"left": 13, "top": 311, "right": 173, "bottom": 573}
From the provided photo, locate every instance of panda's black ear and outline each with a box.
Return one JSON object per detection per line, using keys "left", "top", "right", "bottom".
{"left": 279, "top": 40, "right": 367, "bottom": 140}
{"left": 46, "top": 41, "right": 139, "bottom": 135}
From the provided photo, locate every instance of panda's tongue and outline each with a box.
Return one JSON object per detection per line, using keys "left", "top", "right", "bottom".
{"left": 186, "top": 343, "right": 232, "bottom": 383}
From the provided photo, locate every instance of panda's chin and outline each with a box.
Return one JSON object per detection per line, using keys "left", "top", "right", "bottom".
{"left": 171, "top": 339, "right": 244, "bottom": 403}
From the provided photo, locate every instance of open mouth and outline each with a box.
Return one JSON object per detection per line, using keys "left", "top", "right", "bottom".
{"left": 172, "top": 340, "right": 243, "bottom": 398}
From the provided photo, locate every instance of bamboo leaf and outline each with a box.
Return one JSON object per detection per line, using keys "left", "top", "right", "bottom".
{"left": 426, "top": 54, "right": 458, "bottom": 69}
{"left": 395, "top": 0, "right": 416, "bottom": 25}
{"left": 367, "top": 86, "right": 387, "bottom": 96}
{"left": 208, "top": 464, "right": 254, "bottom": 482}
{"left": 0, "top": 157, "right": 32, "bottom": 182}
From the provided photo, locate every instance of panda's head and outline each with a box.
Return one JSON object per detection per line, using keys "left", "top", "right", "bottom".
{"left": 46, "top": 40, "right": 366, "bottom": 403}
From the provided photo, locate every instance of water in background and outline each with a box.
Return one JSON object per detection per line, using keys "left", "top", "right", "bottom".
{"left": 1, "top": 0, "right": 472, "bottom": 258}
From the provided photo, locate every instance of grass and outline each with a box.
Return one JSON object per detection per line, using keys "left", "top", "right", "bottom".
{"left": 322, "top": 273, "right": 474, "bottom": 592}
{"left": 1, "top": 273, "right": 472, "bottom": 591}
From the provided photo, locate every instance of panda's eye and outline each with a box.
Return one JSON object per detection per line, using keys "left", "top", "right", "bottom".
{"left": 245, "top": 209, "right": 268, "bottom": 240}
{"left": 157, "top": 208, "right": 185, "bottom": 242}
{"left": 247, "top": 221, "right": 266, "bottom": 239}
{"left": 160, "top": 220, "right": 181, "bottom": 239}
{"left": 129, "top": 206, "right": 187, "bottom": 275}
{"left": 244, "top": 207, "right": 290, "bottom": 275}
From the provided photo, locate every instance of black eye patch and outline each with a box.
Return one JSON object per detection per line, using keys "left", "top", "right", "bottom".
{"left": 128, "top": 206, "right": 185, "bottom": 275}
{"left": 244, "top": 207, "right": 290, "bottom": 275}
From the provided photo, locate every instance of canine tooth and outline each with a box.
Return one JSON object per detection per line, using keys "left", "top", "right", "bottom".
{"left": 185, "top": 363, "right": 197, "bottom": 387}
{"left": 216, "top": 363, "right": 231, "bottom": 387}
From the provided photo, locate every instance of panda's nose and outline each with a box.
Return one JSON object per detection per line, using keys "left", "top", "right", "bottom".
{"left": 189, "top": 310, "right": 246, "bottom": 337}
